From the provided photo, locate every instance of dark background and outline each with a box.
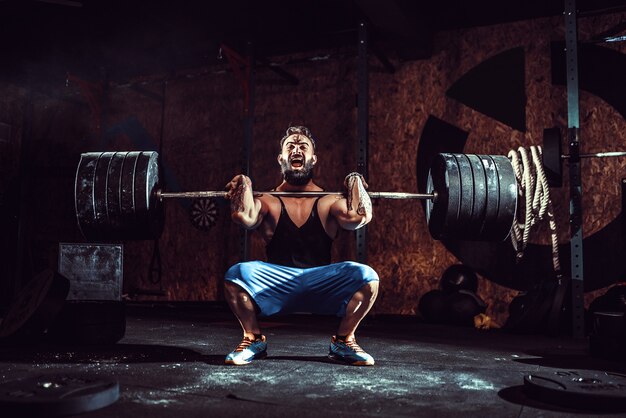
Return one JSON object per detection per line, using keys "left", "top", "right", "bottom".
{"left": 2, "top": 0, "right": 626, "bottom": 325}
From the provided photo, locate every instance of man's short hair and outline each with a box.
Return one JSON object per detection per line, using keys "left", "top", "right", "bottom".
{"left": 280, "top": 126, "right": 316, "bottom": 150}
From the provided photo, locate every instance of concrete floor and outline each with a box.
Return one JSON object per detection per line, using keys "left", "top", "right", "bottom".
{"left": 1, "top": 303, "right": 626, "bottom": 417}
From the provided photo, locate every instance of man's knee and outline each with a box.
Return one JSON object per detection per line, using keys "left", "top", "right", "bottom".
{"left": 224, "top": 280, "right": 238, "bottom": 296}
{"left": 224, "top": 281, "right": 243, "bottom": 305}
{"left": 358, "top": 280, "right": 378, "bottom": 301}
{"left": 225, "top": 262, "right": 243, "bottom": 280}
{"left": 343, "top": 261, "right": 379, "bottom": 283}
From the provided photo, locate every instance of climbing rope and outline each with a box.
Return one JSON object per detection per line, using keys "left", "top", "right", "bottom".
{"left": 508, "top": 146, "right": 561, "bottom": 275}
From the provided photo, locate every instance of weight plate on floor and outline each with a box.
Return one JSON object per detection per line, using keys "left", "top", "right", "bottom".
{"left": 0, "top": 373, "right": 119, "bottom": 416}
{"left": 524, "top": 369, "right": 626, "bottom": 410}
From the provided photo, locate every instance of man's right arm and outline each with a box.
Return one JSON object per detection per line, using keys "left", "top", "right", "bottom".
{"left": 225, "top": 174, "right": 266, "bottom": 229}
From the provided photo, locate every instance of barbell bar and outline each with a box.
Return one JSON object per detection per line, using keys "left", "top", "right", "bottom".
{"left": 156, "top": 190, "right": 437, "bottom": 200}
{"left": 74, "top": 151, "right": 518, "bottom": 243}
{"left": 543, "top": 127, "right": 626, "bottom": 187}
{"left": 561, "top": 151, "right": 626, "bottom": 159}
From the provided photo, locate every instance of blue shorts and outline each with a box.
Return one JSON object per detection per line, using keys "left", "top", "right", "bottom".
{"left": 224, "top": 261, "right": 379, "bottom": 317}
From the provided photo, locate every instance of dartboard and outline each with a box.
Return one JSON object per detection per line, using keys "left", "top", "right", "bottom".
{"left": 189, "top": 198, "right": 218, "bottom": 231}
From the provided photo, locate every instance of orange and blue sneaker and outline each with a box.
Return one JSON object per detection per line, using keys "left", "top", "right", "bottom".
{"left": 328, "top": 336, "right": 375, "bottom": 366}
{"left": 225, "top": 335, "right": 267, "bottom": 365}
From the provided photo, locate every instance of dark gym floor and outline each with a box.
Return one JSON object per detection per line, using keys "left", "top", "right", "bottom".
{"left": 1, "top": 303, "right": 626, "bottom": 417}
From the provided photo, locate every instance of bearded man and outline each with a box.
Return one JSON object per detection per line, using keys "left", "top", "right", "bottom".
{"left": 223, "top": 126, "right": 379, "bottom": 366}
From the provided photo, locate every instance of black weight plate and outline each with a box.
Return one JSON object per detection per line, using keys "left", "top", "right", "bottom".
{"left": 428, "top": 154, "right": 464, "bottom": 240}
{"left": 74, "top": 152, "right": 102, "bottom": 240}
{"left": 93, "top": 152, "right": 116, "bottom": 240}
{"left": 426, "top": 154, "right": 451, "bottom": 239}
{"left": 492, "top": 155, "right": 517, "bottom": 241}
{"left": 443, "top": 155, "right": 462, "bottom": 238}
{"left": 453, "top": 154, "right": 475, "bottom": 238}
{"left": 466, "top": 154, "right": 488, "bottom": 239}
{"left": 524, "top": 369, "right": 626, "bottom": 410}
{"left": 146, "top": 152, "right": 165, "bottom": 240}
{"left": 0, "top": 270, "right": 69, "bottom": 343}
{"left": 477, "top": 155, "right": 501, "bottom": 241}
{"left": 133, "top": 151, "right": 163, "bottom": 240}
{"left": 132, "top": 151, "right": 150, "bottom": 240}
{"left": 0, "top": 373, "right": 119, "bottom": 416}
{"left": 105, "top": 152, "right": 125, "bottom": 234}
{"left": 543, "top": 127, "right": 563, "bottom": 188}
{"left": 119, "top": 151, "right": 141, "bottom": 239}
{"left": 478, "top": 155, "right": 517, "bottom": 241}
{"left": 133, "top": 152, "right": 151, "bottom": 216}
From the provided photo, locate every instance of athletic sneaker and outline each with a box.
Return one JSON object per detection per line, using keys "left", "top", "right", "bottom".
{"left": 328, "top": 336, "right": 375, "bottom": 366}
{"left": 225, "top": 335, "right": 267, "bottom": 365}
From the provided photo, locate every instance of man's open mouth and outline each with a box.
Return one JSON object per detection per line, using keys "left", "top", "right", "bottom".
{"left": 290, "top": 157, "right": 304, "bottom": 168}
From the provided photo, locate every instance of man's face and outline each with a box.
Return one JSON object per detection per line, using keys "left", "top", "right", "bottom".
{"left": 278, "top": 134, "right": 317, "bottom": 185}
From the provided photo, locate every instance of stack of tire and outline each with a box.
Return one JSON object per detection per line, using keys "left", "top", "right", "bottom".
{"left": 588, "top": 284, "right": 626, "bottom": 361}
{"left": 48, "top": 300, "right": 126, "bottom": 346}
{"left": 418, "top": 264, "right": 487, "bottom": 327}
{"left": 0, "top": 269, "right": 125, "bottom": 346}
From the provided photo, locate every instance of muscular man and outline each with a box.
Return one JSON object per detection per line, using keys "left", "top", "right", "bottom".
{"left": 224, "top": 126, "right": 379, "bottom": 366}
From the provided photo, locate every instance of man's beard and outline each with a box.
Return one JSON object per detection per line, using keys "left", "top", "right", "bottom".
{"left": 280, "top": 158, "right": 315, "bottom": 185}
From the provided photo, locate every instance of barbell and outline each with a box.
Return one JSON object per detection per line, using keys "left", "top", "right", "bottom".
{"left": 542, "top": 127, "right": 626, "bottom": 187}
{"left": 74, "top": 151, "right": 518, "bottom": 242}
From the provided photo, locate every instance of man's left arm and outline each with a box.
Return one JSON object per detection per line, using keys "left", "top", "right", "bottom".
{"left": 330, "top": 172, "right": 373, "bottom": 230}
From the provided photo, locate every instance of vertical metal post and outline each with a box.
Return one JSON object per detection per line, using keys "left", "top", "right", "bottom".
{"left": 564, "top": 0, "right": 585, "bottom": 338}
{"left": 15, "top": 91, "right": 34, "bottom": 292}
{"left": 356, "top": 22, "right": 369, "bottom": 264}
{"left": 241, "top": 42, "right": 255, "bottom": 262}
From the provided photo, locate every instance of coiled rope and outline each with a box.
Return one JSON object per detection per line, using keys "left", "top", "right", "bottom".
{"left": 508, "top": 146, "right": 561, "bottom": 275}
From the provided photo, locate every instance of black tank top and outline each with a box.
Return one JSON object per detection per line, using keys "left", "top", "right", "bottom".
{"left": 266, "top": 197, "right": 333, "bottom": 268}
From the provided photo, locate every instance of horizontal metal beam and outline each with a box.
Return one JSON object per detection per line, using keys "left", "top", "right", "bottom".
{"left": 561, "top": 151, "right": 626, "bottom": 159}
{"left": 156, "top": 190, "right": 437, "bottom": 201}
